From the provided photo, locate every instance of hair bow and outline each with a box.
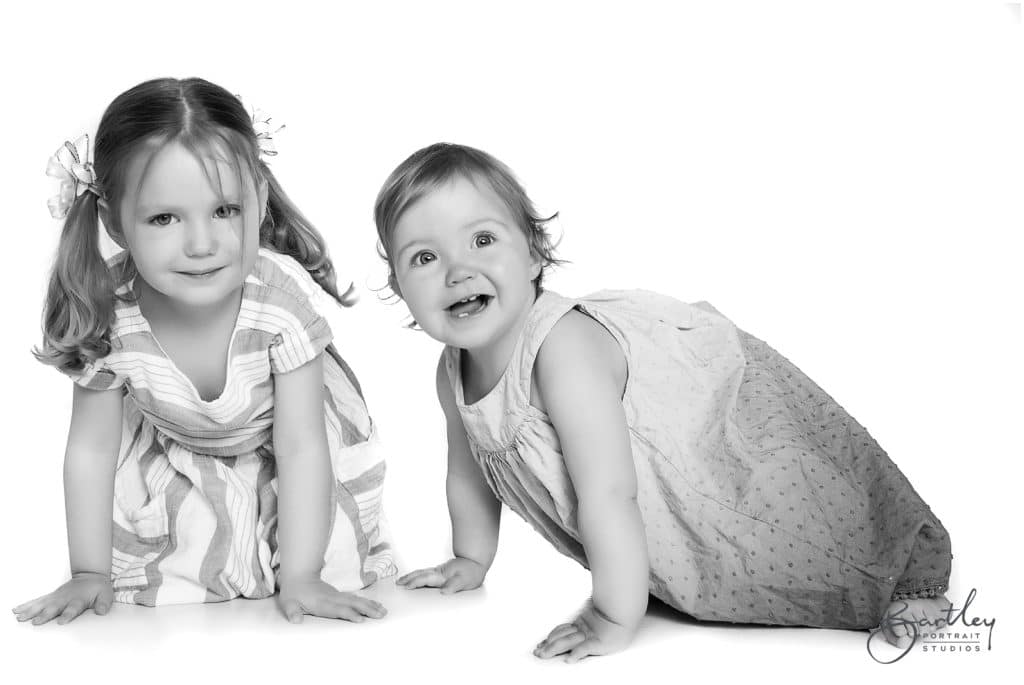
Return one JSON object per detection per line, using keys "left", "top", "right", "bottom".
{"left": 251, "top": 107, "right": 285, "bottom": 159}
{"left": 46, "top": 134, "right": 102, "bottom": 219}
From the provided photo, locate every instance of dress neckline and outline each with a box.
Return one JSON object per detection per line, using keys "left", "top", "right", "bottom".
{"left": 452, "top": 290, "right": 563, "bottom": 410}
{"left": 125, "top": 277, "right": 247, "bottom": 407}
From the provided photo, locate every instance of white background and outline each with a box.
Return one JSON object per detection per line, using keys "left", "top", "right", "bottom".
{"left": 1, "top": 1, "right": 1020, "bottom": 682}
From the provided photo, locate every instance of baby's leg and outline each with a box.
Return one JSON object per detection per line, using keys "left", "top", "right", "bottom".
{"left": 878, "top": 595, "right": 952, "bottom": 647}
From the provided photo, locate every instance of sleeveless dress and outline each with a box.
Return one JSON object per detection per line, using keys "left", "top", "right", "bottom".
{"left": 443, "top": 290, "right": 950, "bottom": 629}
{"left": 63, "top": 248, "right": 396, "bottom": 606}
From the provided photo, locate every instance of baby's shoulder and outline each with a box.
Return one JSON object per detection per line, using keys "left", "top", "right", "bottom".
{"left": 533, "top": 308, "right": 626, "bottom": 401}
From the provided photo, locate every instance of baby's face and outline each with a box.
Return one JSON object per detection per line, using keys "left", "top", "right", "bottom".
{"left": 115, "top": 140, "right": 264, "bottom": 312}
{"left": 391, "top": 175, "right": 540, "bottom": 355}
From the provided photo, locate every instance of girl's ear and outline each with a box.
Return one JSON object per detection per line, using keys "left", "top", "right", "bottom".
{"left": 257, "top": 176, "right": 269, "bottom": 225}
{"left": 97, "top": 199, "right": 111, "bottom": 229}
{"left": 97, "top": 199, "right": 127, "bottom": 248}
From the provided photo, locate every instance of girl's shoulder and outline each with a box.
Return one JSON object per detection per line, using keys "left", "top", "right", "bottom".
{"left": 248, "top": 248, "right": 323, "bottom": 302}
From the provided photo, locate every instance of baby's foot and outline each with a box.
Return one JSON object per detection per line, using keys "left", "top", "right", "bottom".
{"left": 878, "top": 595, "right": 952, "bottom": 648}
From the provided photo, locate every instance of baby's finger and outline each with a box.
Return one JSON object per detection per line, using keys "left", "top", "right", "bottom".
{"left": 539, "top": 622, "right": 578, "bottom": 645}
{"left": 566, "top": 638, "right": 601, "bottom": 664}
{"left": 56, "top": 600, "right": 87, "bottom": 625}
{"left": 534, "top": 630, "right": 586, "bottom": 659}
{"left": 439, "top": 573, "right": 466, "bottom": 595}
{"left": 93, "top": 597, "right": 112, "bottom": 615}
{"left": 400, "top": 569, "right": 447, "bottom": 589}
{"left": 397, "top": 567, "right": 439, "bottom": 584}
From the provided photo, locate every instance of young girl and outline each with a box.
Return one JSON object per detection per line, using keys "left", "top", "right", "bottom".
{"left": 376, "top": 143, "right": 952, "bottom": 661}
{"left": 13, "top": 78, "right": 395, "bottom": 625}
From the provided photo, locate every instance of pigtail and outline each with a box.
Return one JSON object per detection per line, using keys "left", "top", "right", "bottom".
{"left": 260, "top": 166, "right": 356, "bottom": 307}
{"left": 35, "top": 192, "right": 119, "bottom": 372}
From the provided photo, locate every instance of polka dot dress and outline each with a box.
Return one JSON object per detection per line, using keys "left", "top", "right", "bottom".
{"left": 442, "top": 290, "right": 951, "bottom": 629}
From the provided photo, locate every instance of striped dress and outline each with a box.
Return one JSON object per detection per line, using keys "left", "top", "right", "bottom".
{"left": 63, "top": 248, "right": 396, "bottom": 606}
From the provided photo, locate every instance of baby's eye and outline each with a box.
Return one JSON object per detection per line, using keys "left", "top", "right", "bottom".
{"left": 412, "top": 251, "right": 437, "bottom": 266}
{"left": 473, "top": 233, "right": 495, "bottom": 248}
{"left": 214, "top": 205, "right": 241, "bottom": 219}
{"left": 148, "top": 213, "right": 176, "bottom": 227}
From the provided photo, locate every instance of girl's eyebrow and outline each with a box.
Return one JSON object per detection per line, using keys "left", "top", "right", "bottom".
{"left": 136, "top": 196, "right": 242, "bottom": 214}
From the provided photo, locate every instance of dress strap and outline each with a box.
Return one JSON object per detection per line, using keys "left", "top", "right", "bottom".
{"left": 507, "top": 290, "right": 579, "bottom": 406}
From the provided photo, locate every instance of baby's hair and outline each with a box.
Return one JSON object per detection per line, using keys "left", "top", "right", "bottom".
{"left": 38, "top": 77, "right": 354, "bottom": 373}
{"left": 374, "top": 142, "right": 564, "bottom": 297}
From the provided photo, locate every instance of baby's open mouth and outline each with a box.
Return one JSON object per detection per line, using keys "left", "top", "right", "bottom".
{"left": 446, "top": 294, "right": 491, "bottom": 319}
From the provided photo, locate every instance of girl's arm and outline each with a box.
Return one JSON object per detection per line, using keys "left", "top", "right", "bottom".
{"left": 13, "top": 384, "right": 122, "bottom": 625}
{"left": 532, "top": 310, "right": 648, "bottom": 661}
{"left": 272, "top": 354, "right": 385, "bottom": 623}
{"left": 397, "top": 355, "right": 501, "bottom": 593}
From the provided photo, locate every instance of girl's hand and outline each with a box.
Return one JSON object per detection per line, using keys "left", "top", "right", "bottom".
{"left": 12, "top": 572, "right": 113, "bottom": 625}
{"left": 533, "top": 602, "right": 640, "bottom": 663}
{"left": 276, "top": 577, "right": 386, "bottom": 624}
{"left": 396, "top": 557, "right": 486, "bottom": 594}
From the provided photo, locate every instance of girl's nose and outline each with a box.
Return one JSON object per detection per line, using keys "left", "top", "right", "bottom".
{"left": 184, "top": 219, "right": 219, "bottom": 257}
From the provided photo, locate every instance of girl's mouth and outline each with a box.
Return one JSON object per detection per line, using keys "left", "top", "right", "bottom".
{"left": 446, "top": 294, "right": 491, "bottom": 319}
{"left": 178, "top": 267, "right": 223, "bottom": 279}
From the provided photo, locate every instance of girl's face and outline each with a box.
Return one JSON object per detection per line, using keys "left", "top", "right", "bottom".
{"left": 112, "top": 141, "right": 265, "bottom": 312}
{"left": 392, "top": 175, "right": 541, "bottom": 355}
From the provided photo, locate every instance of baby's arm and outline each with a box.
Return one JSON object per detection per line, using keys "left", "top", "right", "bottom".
{"left": 272, "top": 354, "right": 385, "bottom": 623}
{"left": 532, "top": 311, "right": 648, "bottom": 662}
{"left": 12, "top": 384, "right": 122, "bottom": 625}
{"left": 397, "top": 355, "right": 501, "bottom": 593}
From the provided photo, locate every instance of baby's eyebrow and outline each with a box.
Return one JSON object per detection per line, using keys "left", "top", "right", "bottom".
{"left": 394, "top": 239, "right": 425, "bottom": 262}
{"left": 462, "top": 217, "right": 507, "bottom": 231}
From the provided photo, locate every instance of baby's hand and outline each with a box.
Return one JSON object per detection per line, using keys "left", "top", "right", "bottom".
{"left": 12, "top": 572, "right": 113, "bottom": 625}
{"left": 396, "top": 557, "right": 486, "bottom": 594}
{"left": 276, "top": 577, "right": 386, "bottom": 624}
{"left": 534, "top": 602, "right": 639, "bottom": 663}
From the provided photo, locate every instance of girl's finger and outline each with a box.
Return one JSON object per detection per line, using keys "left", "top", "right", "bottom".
{"left": 93, "top": 598, "right": 112, "bottom": 615}
{"left": 355, "top": 599, "right": 386, "bottom": 618}
{"left": 56, "top": 601, "right": 87, "bottom": 625}
{"left": 535, "top": 630, "right": 586, "bottom": 658}
{"left": 280, "top": 599, "right": 305, "bottom": 624}
{"left": 32, "top": 604, "right": 63, "bottom": 626}
{"left": 326, "top": 604, "right": 364, "bottom": 622}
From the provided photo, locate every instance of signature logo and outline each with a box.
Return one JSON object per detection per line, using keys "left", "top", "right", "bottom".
{"left": 866, "top": 589, "right": 995, "bottom": 664}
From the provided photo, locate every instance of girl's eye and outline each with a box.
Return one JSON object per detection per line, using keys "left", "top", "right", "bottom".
{"left": 214, "top": 205, "right": 241, "bottom": 219}
{"left": 148, "top": 213, "right": 176, "bottom": 227}
{"left": 412, "top": 251, "right": 437, "bottom": 266}
{"left": 474, "top": 233, "right": 495, "bottom": 248}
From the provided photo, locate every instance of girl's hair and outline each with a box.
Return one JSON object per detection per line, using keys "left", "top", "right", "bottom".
{"left": 373, "top": 142, "right": 563, "bottom": 297}
{"left": 38, "top": 77, "right": 354, "bottom": 373}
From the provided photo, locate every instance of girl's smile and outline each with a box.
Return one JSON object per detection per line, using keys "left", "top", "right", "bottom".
{"left": 110, "top": 141, "right": 265, "bottom": 315}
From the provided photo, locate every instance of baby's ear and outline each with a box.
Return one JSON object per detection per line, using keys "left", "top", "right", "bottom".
{"left": 529, "top": 252, "right": 542, "bottom": 281}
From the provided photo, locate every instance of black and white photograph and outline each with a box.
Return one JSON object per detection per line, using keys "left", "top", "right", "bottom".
{"left": 1, "top": 1, "right": 1018, "bottom": 682}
